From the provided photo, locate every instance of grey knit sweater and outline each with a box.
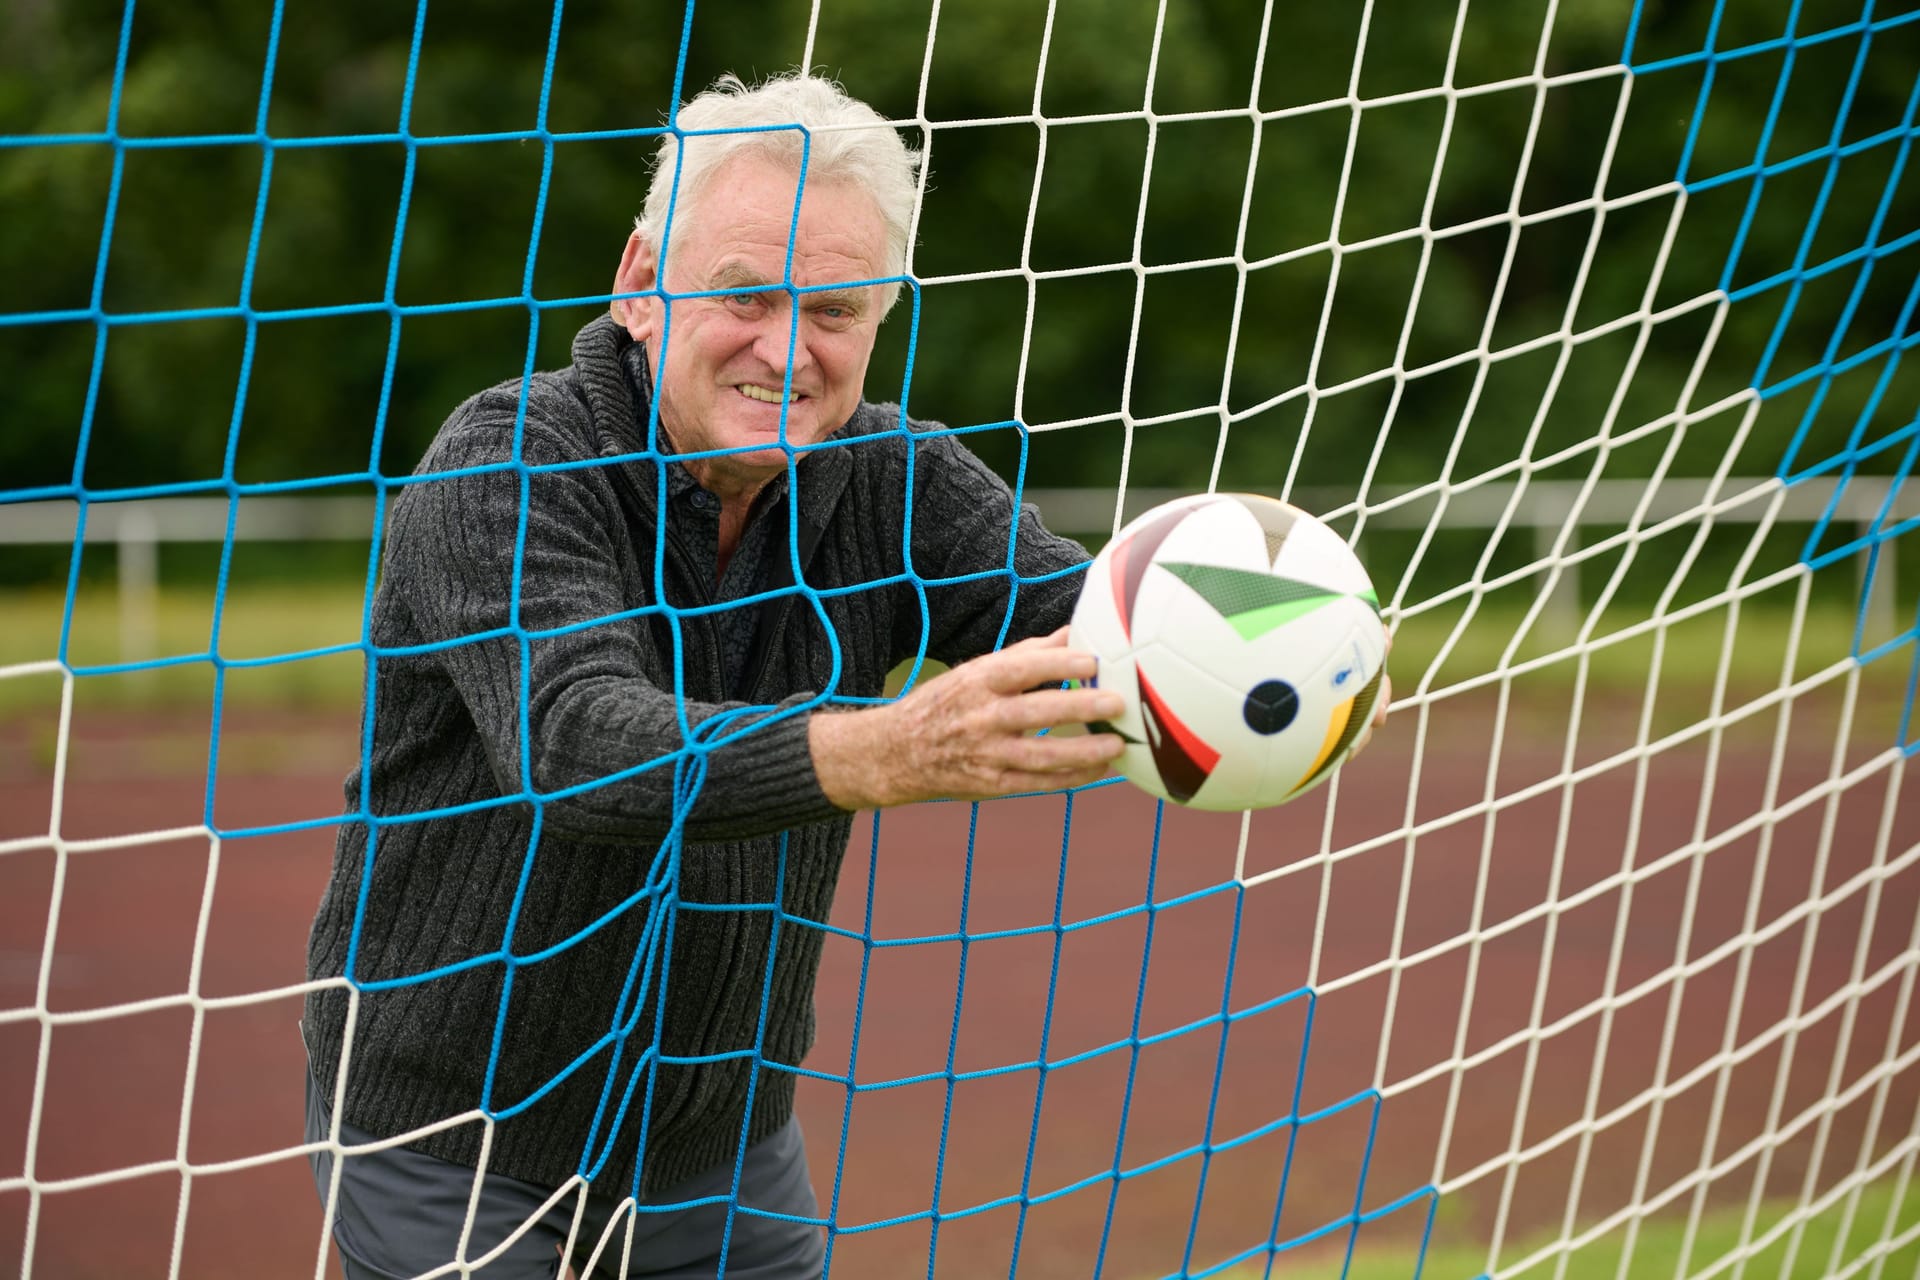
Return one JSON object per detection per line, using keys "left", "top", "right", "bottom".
{"left": 303, "top": 315, "right": 1088, "bottom": 1197}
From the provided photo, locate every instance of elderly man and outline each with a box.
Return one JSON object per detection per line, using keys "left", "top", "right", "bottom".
{"left": 301, "top": 72, "right": 1125, "bottom": 1280}
{"left": 303, "top": 69, "right": 1389, "bottom": 1280}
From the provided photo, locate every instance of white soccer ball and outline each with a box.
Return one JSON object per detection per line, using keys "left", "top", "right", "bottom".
{"left": 1069, "top": 493, "right": 1389, "bottom": 811}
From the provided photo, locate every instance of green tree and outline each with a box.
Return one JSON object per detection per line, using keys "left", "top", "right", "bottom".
{"left": 2, "top": 0, "right": 1911, "bottom": 590}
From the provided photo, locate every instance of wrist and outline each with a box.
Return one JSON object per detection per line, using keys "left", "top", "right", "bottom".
{"left": 809, "top": 703, "right": 901, "bottom": 811}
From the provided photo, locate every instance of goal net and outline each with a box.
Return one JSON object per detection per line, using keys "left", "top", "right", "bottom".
{"left": 3, "top": 1, "right": 1919, "bottom": 1278}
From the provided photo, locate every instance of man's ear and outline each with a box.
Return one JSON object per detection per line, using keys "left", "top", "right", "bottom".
{"left": 612, "top": 231, "right": 658, "bottom": 342}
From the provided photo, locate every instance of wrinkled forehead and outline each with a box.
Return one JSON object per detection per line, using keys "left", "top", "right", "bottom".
{"left": 661, "top": 152, "right": 889, "bottom": 289}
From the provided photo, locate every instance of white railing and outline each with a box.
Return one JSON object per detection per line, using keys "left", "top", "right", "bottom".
{"left": 0, "top": 476, "right": 1907, "bottom": 662}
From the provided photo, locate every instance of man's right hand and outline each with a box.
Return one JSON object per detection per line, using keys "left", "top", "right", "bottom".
{"left": 810, "top": 628, "right": 1127, "bottom": 810}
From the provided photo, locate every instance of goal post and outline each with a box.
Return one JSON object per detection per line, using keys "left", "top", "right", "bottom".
{"left": 2, "top": 2, "right": 1919, "bottom": 1279}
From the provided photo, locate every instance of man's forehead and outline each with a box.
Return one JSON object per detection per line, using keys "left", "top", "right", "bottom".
{"left": 705, "top": 254, "right": 876, "bottom": 293}
{"left": 667, "top": 154, "right": 886, "bottom": 280}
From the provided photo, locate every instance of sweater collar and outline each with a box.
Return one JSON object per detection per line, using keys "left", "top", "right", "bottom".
{"left": 569, "top": 314, "right": 852, "bottom": 534}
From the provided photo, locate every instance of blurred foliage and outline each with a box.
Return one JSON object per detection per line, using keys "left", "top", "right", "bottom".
{"left": 2, "top": 0, "right": 1916, "bottom": 595}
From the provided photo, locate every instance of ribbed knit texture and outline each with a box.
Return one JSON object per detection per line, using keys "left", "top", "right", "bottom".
{"left": 303, "top": 315, "right": 1088, "bottom": 1197}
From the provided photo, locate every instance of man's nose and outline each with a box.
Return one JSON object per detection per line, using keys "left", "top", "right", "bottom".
{"left": 752, "top": 309, "right": 812, "bottom": 375}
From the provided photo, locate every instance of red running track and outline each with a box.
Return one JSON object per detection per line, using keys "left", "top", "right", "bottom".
{"left": 2, "top": 689, "right": 1917, "bottom": 1279}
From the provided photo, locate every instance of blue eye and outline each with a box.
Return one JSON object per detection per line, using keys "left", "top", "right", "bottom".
{"left": 723, "top": 289, "right": 773, "bottom": 314}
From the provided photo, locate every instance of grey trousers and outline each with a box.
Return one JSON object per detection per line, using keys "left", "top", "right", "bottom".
{"left": 304, "top": 1070, "right": 827, "bottom": 1280}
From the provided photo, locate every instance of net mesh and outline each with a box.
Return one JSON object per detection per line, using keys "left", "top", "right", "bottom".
{"left": 3, "top": 1, "right": 1919, "bottom": 1278}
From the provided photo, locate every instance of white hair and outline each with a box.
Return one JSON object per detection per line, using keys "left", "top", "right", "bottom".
{"left": 637, "top": 72, "right": 923, "bottom": 317}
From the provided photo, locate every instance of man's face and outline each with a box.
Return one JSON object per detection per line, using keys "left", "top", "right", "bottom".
{"left": 613, "top": 152, "right": 891, "bottom": 489}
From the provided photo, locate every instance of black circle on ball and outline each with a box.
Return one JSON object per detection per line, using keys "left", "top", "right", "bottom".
{"left": 1243, "top": 680, "right": 1299, "bottom": 735}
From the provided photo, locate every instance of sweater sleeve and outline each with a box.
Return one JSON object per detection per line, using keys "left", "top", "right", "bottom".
{"left": 893, "top": 425, "right": 1092, "bottom": 666}
{"left": 387, "top": 404, "right": 846, "bottom": 844}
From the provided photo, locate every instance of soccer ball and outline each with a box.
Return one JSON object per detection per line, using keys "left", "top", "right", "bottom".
{"left": 1069, "top": 493, "right": 1388, "bottom": 811}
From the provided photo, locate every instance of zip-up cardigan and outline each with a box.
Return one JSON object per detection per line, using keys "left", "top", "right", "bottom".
{"left": 303, "top": 314, "right": 1089, "bottom": 1197}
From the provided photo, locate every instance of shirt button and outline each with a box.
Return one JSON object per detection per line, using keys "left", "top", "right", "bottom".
{"left": 690, "top": 489, "right": 716, "bottom": 512}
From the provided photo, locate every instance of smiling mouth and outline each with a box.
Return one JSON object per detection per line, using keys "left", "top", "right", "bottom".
{"left": 736, "top": 383, "right": 802, "bottom": 405}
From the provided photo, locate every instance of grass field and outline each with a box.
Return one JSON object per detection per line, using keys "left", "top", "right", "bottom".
{"left": 0, "top": 582, "right": 1910, "bottom": 721}
{"left": 1268, "top": 1177, "right": 1920, "bottom": 1280}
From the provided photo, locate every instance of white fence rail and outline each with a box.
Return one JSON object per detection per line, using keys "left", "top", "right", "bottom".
{"left": 0, "top": 476, "right": 1909, "bottom": 663}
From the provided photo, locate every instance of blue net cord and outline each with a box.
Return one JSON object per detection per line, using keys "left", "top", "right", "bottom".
{"left": 1623, "top": 0, "right": 1920, "bottom": 753}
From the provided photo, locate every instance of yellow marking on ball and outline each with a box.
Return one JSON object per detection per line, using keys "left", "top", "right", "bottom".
{"left": 1291, "top": 693, "right": 1354, "bottom": 793}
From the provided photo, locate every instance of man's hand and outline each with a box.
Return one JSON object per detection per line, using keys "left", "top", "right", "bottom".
{"left": 1350, "top": 635, "right": 1392, "bottom": 758}
{"left": 811, "top": 628, "right": 1127, "bottom": 810}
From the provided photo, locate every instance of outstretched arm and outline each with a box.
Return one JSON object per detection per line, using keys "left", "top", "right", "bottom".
{"left": 810, "top": 629, "right": 1125, "bottom": 809}
{"left": 894, "top": 427, "right": 1091, "bottom": 666}
{"left": 388, "top": 409, "right": 841, "bottom": 843}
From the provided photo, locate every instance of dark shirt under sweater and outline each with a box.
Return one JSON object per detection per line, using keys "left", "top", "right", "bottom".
{"left": 637, "top": 338, "right": 789, "bottom": 696}
{"left": 660, "top": 459, "right": 777, "bottom": 693}
{"left": 302, "top": 314, "right": 1089, "bottom": 1198}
